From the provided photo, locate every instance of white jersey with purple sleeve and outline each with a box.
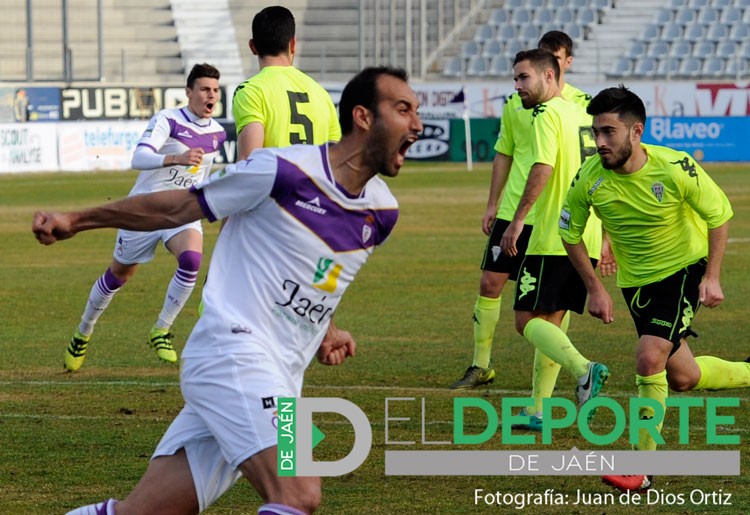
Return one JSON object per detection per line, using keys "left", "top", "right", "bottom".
{"left": 129, "top": 107, "right": 226, "bottom": 196}
{"left": 184, "top": 143, "right": 399, "bottom": 388}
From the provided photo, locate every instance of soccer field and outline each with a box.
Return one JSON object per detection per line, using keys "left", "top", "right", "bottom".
{"left": 2, "top": 162, "right": 749, "bottom": 514}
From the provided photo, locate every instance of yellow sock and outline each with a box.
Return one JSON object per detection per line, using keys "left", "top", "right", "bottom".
{"left": 530, "top": 312, "right": 568, "bottom": 413}
{"left": 472, "top": 295, "right": 501, "bottom": 368}
{"left": 694, "top": 356, "right": 750, "bottom": 390}
{"left": 635, "top": 371, "right": 668, "bottom": 451}
{"left": 523, "top": 317, "right": 589, "bottom": 379}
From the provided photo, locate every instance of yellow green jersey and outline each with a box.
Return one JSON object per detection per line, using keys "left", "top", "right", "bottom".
{"left": 232, "top": 66, "right": 341, "bottom": 147}
{"left": 528, "top": 96, "right": 600, "bottom": 257}
{"left": 493, "top": 84, "right": 590, "bottom": 224}
{"left": 560, "top": 144, "right": 733, "bottom": 288}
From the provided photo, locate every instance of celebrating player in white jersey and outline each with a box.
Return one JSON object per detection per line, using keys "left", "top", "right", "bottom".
{"left": 63, "top": 63, "right": 226, "bottom": 371}
{"left": 35, "top": 66, "right": 422, "bottom": 515}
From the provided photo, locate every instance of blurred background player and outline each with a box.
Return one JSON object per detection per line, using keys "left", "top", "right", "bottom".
{"left": 232, "top": 5, "right": 340, "bottom": 160}
{"left": 561, "top": 86, "right": 750, "bottom": 493}
{"left": 64, "top": 63, "right": 225, "bottom": 371}
{"left": 450, "top": 31, "right": 598, "bottom": 407}
{"left": 499, "top": 49, "right": 608, "bottom": 424}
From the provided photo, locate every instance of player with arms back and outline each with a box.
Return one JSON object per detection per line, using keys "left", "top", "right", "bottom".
{"left": 232, "top": 5, "right": 340, "bottom": 160}
{"left": 64, "top": 63, "right": 226, "bottom": 371}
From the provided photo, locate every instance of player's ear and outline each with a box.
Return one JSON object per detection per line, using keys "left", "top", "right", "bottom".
{"left": 631, "top": 122, "right": 644, "bottom": 141}
{"left": 289, "top": 36, "right": 296, "bottom": 56}
{"left": 249, "top": 39, "right": 258, "bottom": 56}
{"left": 352, "top": 105, "right": 372, "bottom": 131}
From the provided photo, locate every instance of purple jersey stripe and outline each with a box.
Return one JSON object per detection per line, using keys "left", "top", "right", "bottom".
{"left": 190, "top": 186, "right": 217, "bottom": 222}
{"left": 137, "top": 142, "right": 159, "bottom": 153}
{"left": 270, "top": 157, "right": 398, "bottom": 252}
{"left": 167, "top": 118, "right": 226, "bottom": 153}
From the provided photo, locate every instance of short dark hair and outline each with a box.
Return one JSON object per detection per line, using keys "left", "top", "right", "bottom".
{"left": 186, "top": 63, "right": 220, "bottom": 88}
{"left": 513, "top": 48, "right": 560, "bottom": 82}
{"left": 338, "top": 66, "right": 409, "bottom": 135}
{"left": 587, "top": 85, "right": 647, "bottom": 125}
{"left": 538, "top": 31, "right": 574, "bottom": 57}
{"left": 252, "top": 6, "right": 295, "bottom": 57}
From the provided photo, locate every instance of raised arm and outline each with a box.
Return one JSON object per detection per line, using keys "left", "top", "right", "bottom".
{"left": 33, "top": 189, "right": 204, "bottom": 245}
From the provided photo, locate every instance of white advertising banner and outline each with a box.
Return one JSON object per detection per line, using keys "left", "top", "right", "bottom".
{"left": 0, "top": 124, "right": 59, "bottom": 173}
{"left": 57, "top": 121, "right": 147, "bottom": 172}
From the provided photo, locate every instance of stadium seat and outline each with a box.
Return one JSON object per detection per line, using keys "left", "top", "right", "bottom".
{"left": 678, "top": 56, "right": 703, "bottom": 77}
{"left": 526, "top": 0, "right": 545, "bottom": 8}
{"left": 442, "top": 56, "right": 464, "bottom": 77}
{"left": 706, "top": 23, "right": 729, "bottom": 41}
{"left": 670, "top": 40, "right": 692, "bottom": 57}
{"left": 688, "top": 0, "right": 709, "bottom": 7}
{"left": 737, "top": 0, "right": 750, "bottom": 8}
{"left": 506, "top": 0, "right": 526, "bottom": 8}
{"left": 725, "top": 57, "right": 750, "bottom": 78}
{"left": 716, "top": 40, "right": 738, "bottom": 58}
{"left": 661, "top": 22, "right": 684, "bottom": 42}
{"left": 697, "top": 7, "right": 720, "bottom": 24}
{"left": 555, "top": 7, "right": 576, "bottom": 24}
{"left": 518, "top": 23, "right": 539, "bottom": 43}
{"left": 675, "top": 8, "right": 698, "bottom": 24}
{"left": 683, "top": 23, "right": 707, "bottom": 42}
{"left": 488, "top": 55, "right": 513, "bottom": 76}
{"left": 504, "top": 39, "right": 525, "bottom": 58}
{"left": 710, "top": 0, "right": 732, "bottom": 7}
{"left": 460, "top": 40, "right": 481, "bottom": 59}
{"left": 720, "top": 6, "right": 743, "bottom": 23}
{"left": 568, "top": 0, "right": 589, "bottom": 8}
{"left": 534, "top": 7, "right": 555, "bottom": 25}
{"left": 654, "top": 8, "right": 675, "bottom": 24}
{"left": 489, "top": 8, "right": 510, "bottom": 26}
{"left": 496, "top": 23, "right": 518, "bottom": 40}
{"left": 729, "top": 24, "right": 750, "bottom": 42}
{"left": 692, "top": 40, "right": 716, "bottom": 58}
{"left": 474, "top": 24, "right": 495, "bottom": 42}
{"left": 591, "top": 0, "right": 612, "bottom": 9}
{"left": 739, "top": 41, "right": 750, "bottom": 58}
{"left": 562, "top": 23, "right": 584, "bottom": 40}
{"left": 626, "top": 40, "right": 648, "bottom": 59}
{"left": 668, "top": 0, "right": 688, "bottom": 7}
{"left": 482, "top": 39, "right": 504, "bottom": 58}
{"left": 639, "top": 24, "right": 661, "bottom": 42}
{"left": 576, "top": 7, "right": 598, "bottom": 26}
{"left": 511, "top": 8, "right": 533, "bottom": 25}
{"left": 466, "top": 55, "right": 490, "bottom": 76}
{"left": 547, "top": 0, "right": 567, "bottom": 8}
{"left": 608, "top": 57, "right": 633, "bottom": 77}
{"left": 657, "top": 56, "right": 682, "bottom": 77}
{"left": 634, "top": 57, "right": 659, "bottom": 77}
{"left": 702, "top": 56, "right": 726, "bottom": 77}
{"left": 648, "top": 41, "right": 671, "bottom": 58}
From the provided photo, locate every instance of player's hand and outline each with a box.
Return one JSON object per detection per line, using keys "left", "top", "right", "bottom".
{"left": 178, "top": 148, "right": 205, "bottom": 166}
{"left": 699, "top": 277, "right": 724, "bottom": 308}
{"left": 598, "top": 236, "right": 617, "bottom": 278}
{"left": 317, "top": 325, "right": 356, "bottom": 366}
{"left": 500, "top": 220, "right": 523, "bottom": 256}
{"left": 481, "top": 207, "right": 497, "bottom": 236}
{"left": 32, "top": 211, "right": 74, "bottom": 245}
{"left": 587, "top": 287, "right": 614, "bottom": 324}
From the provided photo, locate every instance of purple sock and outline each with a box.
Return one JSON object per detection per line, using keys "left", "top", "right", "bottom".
{"left": 103, "top": 268, "right": 125, "bottom": 291}
{"left": 258, "top": 503, "right": 306, "bottom": 515}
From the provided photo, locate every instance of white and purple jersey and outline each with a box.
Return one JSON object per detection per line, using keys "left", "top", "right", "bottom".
{"left": 129, "top": 107, "right": 226, "bottom": 196}
{"left": 185, "top": 144, "right": 398, "bottom": 392}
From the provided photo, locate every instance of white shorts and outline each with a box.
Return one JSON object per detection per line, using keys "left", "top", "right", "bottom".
{"left": 153, "top": 352, "right": 297, "bottom": 511}
{"left": 112, "top": 221, "right": 202, "bottom": 265}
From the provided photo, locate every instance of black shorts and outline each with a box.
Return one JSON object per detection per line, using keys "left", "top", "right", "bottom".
{"left": 621, "top": 258, "right": 705, "bottom": 345}
{"left": 480, "top": 219, "right": 533, "bottom": 281}
{"left": 512, "top": 254, "right": 597, "bottom": 314}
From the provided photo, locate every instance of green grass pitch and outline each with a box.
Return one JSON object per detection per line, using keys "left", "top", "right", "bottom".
{"left": 1, "top": 162, "right": 749, "bottom": 514}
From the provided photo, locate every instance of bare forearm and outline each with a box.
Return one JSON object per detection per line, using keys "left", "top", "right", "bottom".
{"left": 563, "top": 240, "right": 601, "bottom": 292}
{"left": 488, "top": 153, "right": 512, "bottom": 208}
{"left": 512, "top": 163, "right": 551, "bottom": 223}
{"left": 705, "top": 222, "right": 729, "bottom": 280}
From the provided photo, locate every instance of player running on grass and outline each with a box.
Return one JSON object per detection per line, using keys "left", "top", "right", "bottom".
{"left": 560, "top": 85, "right": 750, "bottom": 493}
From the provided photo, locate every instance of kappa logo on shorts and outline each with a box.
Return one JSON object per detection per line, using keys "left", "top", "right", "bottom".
{"left": 680, "top": 297, "right": 695, "bottom": 334}
{"left": 518, "top": 268, "right": 537, "bottom": 299}
{"left": 262, "top": 397, "right": 276, "bottom": 409}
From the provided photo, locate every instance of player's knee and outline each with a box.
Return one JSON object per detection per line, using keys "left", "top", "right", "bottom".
{"left": 177, "top": 250, "right": 202, "bottom": 272}
{"left": 667, "top": 375, "right": 698, "bottom": 392}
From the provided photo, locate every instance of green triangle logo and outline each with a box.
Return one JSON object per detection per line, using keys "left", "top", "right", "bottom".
{"left": 312, "top": 423, "right": 326, "bottom": 449}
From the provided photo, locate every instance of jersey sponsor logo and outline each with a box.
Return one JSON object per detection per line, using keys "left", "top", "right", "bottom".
{"left": 295, "top": 196, "right": 327, "bottom": 215}
{"left": 518, "top": 267, "right": 537, "bottom": 299}
{"left": 651, "top": 182, "right": 665, "bottom": 202}
{"left": 559, "top": 208, "right": 571, "bottom": 230}
{"left": 313, "top": 258, "right": 342, "bottom": 293}
{"left": 165, "top": 168, "right": 200, "bottom": 188}
{"left": 670, "top": 157, "right": 699, "bottom": 185}
{"left": 274, "top": 279, "right": 335, "bottom": 326}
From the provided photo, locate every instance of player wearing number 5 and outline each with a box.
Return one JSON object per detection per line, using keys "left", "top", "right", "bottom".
{"left": 232, "top": 5, "right": 341, "bottom": 160}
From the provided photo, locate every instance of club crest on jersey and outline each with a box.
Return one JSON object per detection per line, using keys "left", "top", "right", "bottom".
{"left": 313, "top": 257, "right": 342, "bottom": 293}
{"left": 651, "top": 182, "right": 664, "bottom": 202}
